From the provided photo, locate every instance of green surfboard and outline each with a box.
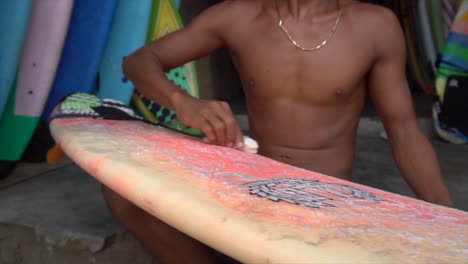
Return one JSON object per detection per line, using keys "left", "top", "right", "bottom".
{"left": 0, "top": 81, "right": 38, "bottom": 162}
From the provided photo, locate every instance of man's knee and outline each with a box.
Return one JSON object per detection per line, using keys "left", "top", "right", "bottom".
{"left": 101, "top": 185, "right": 143, "bottom": 224}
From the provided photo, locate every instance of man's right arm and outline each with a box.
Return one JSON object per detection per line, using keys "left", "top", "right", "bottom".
{"left": 123, "top": 2, "right": 244, "bottom": 148}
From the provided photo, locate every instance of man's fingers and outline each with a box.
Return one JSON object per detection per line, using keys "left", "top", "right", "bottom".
{"left": 236, "top": 127, "right": 244, "bottom": 149}
{"left": 199, "top": 111, "right": 245, "bottom": 151}
{"left": 217, "top": 101, "right": 243, "bottom": 147}
{"left": 208, "top": 115, "right": 226, "bottom": 146}
{"left": 210, "top": 102, "right": 236, "bottom": 146}
{"left": 221, "top": 113, "right": 243, "bottom": 149}
{"left": 225, "top": 117, "right": 237, "bottom": 148}
{"left": 189, "top": 101, "right": 242, "bottom": 147}
{"left": 200, "top": 121, "right": 215, "bottom": 143}
{"left": 214, "top": 113, "right": 238, "bottom": 147}
{"left": 220, "top": 101, "right": 233, "bottom": 113}
{"left": 199, "top": 106, "right": 224, "bottom": 145}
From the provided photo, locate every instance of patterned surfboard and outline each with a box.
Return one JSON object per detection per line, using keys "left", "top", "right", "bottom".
{"left": 433, "top": 0, "right": 468, "bottom": 144}
{"left": 50, "top": 94, "right": 468, "bottom": 263}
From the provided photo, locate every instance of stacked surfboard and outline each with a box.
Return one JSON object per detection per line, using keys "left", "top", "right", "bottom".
{"left": 97, "top": 0, "right": 153, "bottom": 104}
{"left": 132, "top": 0, "right": 201, "bottom": 136}
{"left": 347, "top": 0, "right": 467, "bottom": 144}
{"left": 1, "top": 0, "right": 466, "bottom": 174}
{"left": 18, "top": 0, "right": 118, "bottom": 162}
{"left": 0, "top": 0, "right": 194, "bottom": 175}
{"left": 0, "top": 0, "right": 74, "bottom": 175}
{"left": 433, "top": 0, "right": 468, "bottom": 144}
{"left": 381, "top": 0, "right": 461, "bottom": 93}
{"left": 0, "top": 0, "right": 32, "bottom": 117}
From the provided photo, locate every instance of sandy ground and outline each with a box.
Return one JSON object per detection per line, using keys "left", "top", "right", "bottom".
{"left": 0, "top": 225, "right": 154, "bottom": 264}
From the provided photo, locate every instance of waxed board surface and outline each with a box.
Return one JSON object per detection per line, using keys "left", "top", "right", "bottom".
{"left": 50, "top": 118, "right": 468, "bottom": 263}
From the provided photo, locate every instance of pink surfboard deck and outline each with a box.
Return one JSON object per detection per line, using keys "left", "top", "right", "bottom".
{"left": 50, "top": 118, "right": 468, "bottom": 263}
{"left": 14, "top": 0, "right": 74, "bottom": 117}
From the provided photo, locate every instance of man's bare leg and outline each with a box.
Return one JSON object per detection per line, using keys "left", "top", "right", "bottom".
{"left": 101, "top": 186, "right": 219, "bottom": 264}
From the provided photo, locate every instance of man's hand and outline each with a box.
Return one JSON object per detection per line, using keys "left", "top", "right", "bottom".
{"left": 173, "top": 93, "right": 244, "bottom": 149}
{"left": 426, "top": 191, "right": 455, "bottom": 208}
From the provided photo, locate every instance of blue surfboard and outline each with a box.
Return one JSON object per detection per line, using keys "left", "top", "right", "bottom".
{"left": 0, "top": 0, "right": 32, "bottom": 118}
{"left": 41, "top": 0, "right": 117, "bottom": 121}
{"left": 97, "top": 0, "right": 153, "bottom": 104}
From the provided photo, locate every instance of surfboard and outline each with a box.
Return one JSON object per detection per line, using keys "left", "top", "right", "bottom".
{"left": 436, "top": 0, "right": 468, "bottom": 100}
{"left": 18, "top": 0, "right": 117, "bottom": 163}
{"left": 0, "top": 0, "right": 73, "bottom": 162}
{"left": 41, "top": 0, "right": 117, "bottom": 121}
{"left": 14, "top": 0, "right": 74, "bottom": 118}
{"left": 409, "top": 1, "right": 435, "bottom": 90}
{"left": 399, "top": 1, "right": 431, "bottom": 92}
{"left": 417, "top": 0, "right": 438, "bottom": 75}
{"left": 96, "top": 0, "right": 153, "bottom": 104}
{"left": 132, "top": 0, "right": 201, "bottom": 136}
{"left": 49, "top": 94, "right": 468, "bottom": 264}
{"left": 439, "top": 2, "right": 468, "bottom": 75}
{"left": 429, "top": 0, "right": 448, "bottom": 53}
{"left": 442, "top": 0, "right": 458, "bottom": 35}
{"left": 0, "top": 0, "right": 32, "bottom": 118}
{"left": 433, "top": 0, "right": 468, "bottom": 144}
{"left": 0, "top": 81, "right": 37, "bottom": 172}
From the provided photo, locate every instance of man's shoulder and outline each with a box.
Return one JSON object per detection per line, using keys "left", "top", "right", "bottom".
{"left": 344, "top": 1, "right": 403, "bottom": 48}
{"left": 194, "top": 0, "right": 262, "bottom": 26}
{"left": 207, "top": 0, "right": 263, "bottom": 12}
{"left": 344, "top": 2, "right": 406, "bottom": 62}
{"left": 221, "top": 0, "right": 264, "bottom": 8}
{"left": 345, "top": 1, "right": 400, "bottom": 29}
{"left": 213, "top": 0, "right": 264, "bottom": 17}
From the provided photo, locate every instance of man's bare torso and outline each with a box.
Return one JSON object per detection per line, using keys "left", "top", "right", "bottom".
{"left": 110, "top": 4, "right": 452, "bottom": 261}
{"left": 216, "top": 0, "right": 380, "bottom": 178}
{"left": 121, "top": 1, "right": 454, "bottom": 233}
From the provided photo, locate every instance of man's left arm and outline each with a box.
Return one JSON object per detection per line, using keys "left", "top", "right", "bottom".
{"left": 367, "top": 7, "right": 454, "bottom": 207}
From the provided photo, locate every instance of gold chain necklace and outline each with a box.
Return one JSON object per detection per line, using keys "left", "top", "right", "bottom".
{"left": 276, "top": 0, "right": 342, "bottom": 51}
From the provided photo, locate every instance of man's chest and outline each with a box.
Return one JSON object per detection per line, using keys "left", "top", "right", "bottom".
{"left": 224, "top": 16, "right": 375, "bottom": 100}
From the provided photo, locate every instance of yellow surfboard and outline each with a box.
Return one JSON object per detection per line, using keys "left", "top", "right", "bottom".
{"left": 132, "top": 0, "right": 200, "bottom": 135}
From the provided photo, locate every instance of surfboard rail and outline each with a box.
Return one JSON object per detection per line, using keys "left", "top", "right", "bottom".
{"left": 50, "top": 116, "right": 468, "bottom": 263}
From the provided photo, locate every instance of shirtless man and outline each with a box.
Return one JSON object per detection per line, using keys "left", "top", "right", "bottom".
{"left": 102, "top": 0, "right": 454, "bottom": 263}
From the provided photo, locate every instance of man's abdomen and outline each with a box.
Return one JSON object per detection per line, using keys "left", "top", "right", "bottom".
{"left": 247, "top": 99, "right": 364, "bottom": 180}
{"left": 255, "top": 132, "right": 356, "bottom": 180}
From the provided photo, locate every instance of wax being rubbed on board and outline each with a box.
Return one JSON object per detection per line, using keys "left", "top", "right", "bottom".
{"left": 203, "top": 135, "right": 258, "bottom": 153}
{"left": 243, "top": 136, "right": 259, "bottom": 154}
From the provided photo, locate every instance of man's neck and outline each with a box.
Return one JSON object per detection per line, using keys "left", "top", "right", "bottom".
{"left": 279, "top": 0, "right": 338, "bottom": 20}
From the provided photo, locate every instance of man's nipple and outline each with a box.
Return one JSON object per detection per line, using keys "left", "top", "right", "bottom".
{"left": 335, "top": 88, "right": 344, "bottom": 97}
{"left": 249, "top": 78, "right": 256, "bottom": 88}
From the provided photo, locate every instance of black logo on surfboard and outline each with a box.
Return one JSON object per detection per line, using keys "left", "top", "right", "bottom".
{"left": 245, "top": 178, "right": 383, "bottom": 208}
